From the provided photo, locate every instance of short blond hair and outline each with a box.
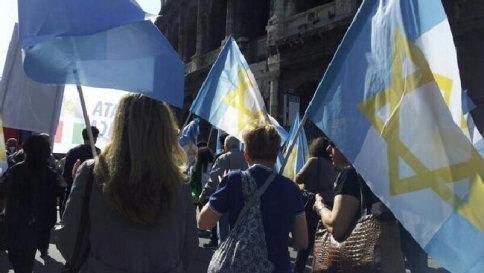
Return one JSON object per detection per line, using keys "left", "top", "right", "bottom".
{"left": 242, "top": 121, "right": 280, "bottom": 163}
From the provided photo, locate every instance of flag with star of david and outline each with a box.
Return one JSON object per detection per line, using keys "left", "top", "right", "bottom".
{"left": 306, "top": 1, "right": 484, "bottom": 272}
{"left": 179, "top": 118, "right": 200, "bottom": 167}
{"left": 189, "top": 36, "right": 288, "bottom": 144}
{"left": 281, "top": 114, "right": 308, "bottom": 181}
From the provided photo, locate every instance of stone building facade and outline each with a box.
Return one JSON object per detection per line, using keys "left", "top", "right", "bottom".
{"left": 156, "top": 0, "right": 484, "bottom": 140}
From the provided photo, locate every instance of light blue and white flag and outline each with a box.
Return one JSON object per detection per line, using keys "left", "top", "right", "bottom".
{"left": 179, "top": 118, "right": 200, "bottom": 166}
{"left": 306, "top": 1, "right": 484, "bottom": 272}
{"left": 281, "top": 114, "right": 308, "bottom": 181}
{"left": 190, "top": 36, "right": 288, "bottom": 143}
{"left": 18, "top": 0, "right": 184, "bottom": 108}
{"left": 273, "top": 151, "right": 285, "bottom": 173}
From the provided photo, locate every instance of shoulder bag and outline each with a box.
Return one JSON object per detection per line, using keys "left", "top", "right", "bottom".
{"left": 207, "top": 170, "right": 277, "bottom": 273}
{"left": 56, "top": 164, "right": 95, "bottom": 273}
{"left": 312, "top": 176, "right": 405, "bottom": 273}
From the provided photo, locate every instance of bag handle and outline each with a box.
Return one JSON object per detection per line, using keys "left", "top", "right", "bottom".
{"left": 69, "top": 163, "right": 95, "bottom": 270}
{"left": 233, "top": 170, "right": 277, "bottom": 229}
{"left": 356, "top": 173, "right": 367, "bottom": 217}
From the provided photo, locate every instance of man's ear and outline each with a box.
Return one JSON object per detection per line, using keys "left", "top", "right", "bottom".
{"left": 243, "top": 151, "right": 251, "bottom": 164}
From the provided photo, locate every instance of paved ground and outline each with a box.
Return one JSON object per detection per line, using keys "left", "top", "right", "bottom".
{"left": 0, "top": 209, "right": 450, "bottom": 273}
{"left": 0, "top": 233, "right": 450, "bottom": 273}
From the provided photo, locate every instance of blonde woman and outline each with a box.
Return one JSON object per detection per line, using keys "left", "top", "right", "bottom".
{"left": 58, "top": 94, "right": 198, "bottom": 273}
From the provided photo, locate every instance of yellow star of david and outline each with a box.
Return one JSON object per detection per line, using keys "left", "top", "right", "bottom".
{"left": 434, "top": 72, "right": 470, "bottom": 132}
{"left": 284, "top": 149, "right": 298, "bottom": 181}
{"left": 222, "top": 69, "right": 268, "bottom": 130}
{"left": 357, "top": 28, "right": 484, "bottom": 231}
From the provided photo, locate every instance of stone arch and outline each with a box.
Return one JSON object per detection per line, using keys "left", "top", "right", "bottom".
{"left": 206, "top": 0, "right": 227, "bottom": 52}
{"left": 293, "top": 80, "right": 318, "bottom": 114}
{"left": 185, "top": 6, "right": 198, "bottom": 59}
{"left": 246, "top": 0, "right": 271, "bottom": 39}
{"left": 171, "top": 22, "right": 179, "bottom": 52}
{"left": 295, "top": 0, "right": 333, "bottom": 14}
{"left": 293, "top": 80, "right": 325, "bottom": 140}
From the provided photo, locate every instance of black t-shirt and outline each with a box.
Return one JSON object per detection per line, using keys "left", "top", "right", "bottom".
{"left": 62, "top": 144, "right": 100, "bottom": 186}
{"left": 333, "top": 166, "right": 379, "bottom": 213}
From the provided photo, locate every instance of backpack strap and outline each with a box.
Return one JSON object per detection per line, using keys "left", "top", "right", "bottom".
{"left": 233, "top": 170, "right": 277, "bottom": 229}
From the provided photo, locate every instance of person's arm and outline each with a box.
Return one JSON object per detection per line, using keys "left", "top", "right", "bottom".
{"left": 314, "top": 194, "right": 359, "bottom": 241}
{"left": 56, "top": 161, "right": 91, "bottom": 261}
{"left": 181, "top": 185, "right": 199, "bottom": 270}
{"left": 295, "top": 158, "right": 315, "bottom": 185}
{"left": 291, "top": 214, "right": 308, "bottom": 249}
{"left": 199, "top": 156, "right": 227, "bottom": 200}
{"left": 198, "top": 203, "right": 221, "bottom": 230}
{"left": 62, "top": 150, "right": 76, "bottom": 186}
{"left": 198, "top": 173, "right": 231, "bottom": 229}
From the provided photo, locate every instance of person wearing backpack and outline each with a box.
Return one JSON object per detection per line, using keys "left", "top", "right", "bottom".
{"left": 199, "top": 121, "right": 308, "bottom": 273}
{"left": 0, "top": 135, "right": 58, "bottom": 272}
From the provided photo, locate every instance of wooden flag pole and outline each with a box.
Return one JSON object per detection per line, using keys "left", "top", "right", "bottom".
{"left": 76, "top": 84, "right": 98, "bottom": 158}
{"left": 73, "top": 70, "right": 97, "bottom": 158}
{"left": 279, "top": 113, "right": 308, "bottom": 175}
{"left": 207, "top": 126, "right": 214, "bottom": 144}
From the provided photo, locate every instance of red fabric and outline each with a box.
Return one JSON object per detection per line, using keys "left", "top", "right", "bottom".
{"left": 3, "top": 127, "right": 19, "bottom": 142}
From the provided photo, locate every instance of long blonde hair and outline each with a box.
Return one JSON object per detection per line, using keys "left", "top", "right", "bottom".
{"left": 94, "top": 94, "right": 187, "bottom": 226}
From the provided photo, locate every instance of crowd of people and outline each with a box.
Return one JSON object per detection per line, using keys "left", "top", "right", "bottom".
{"left": 0, "top": 93, "right": 430, "bottom": 273}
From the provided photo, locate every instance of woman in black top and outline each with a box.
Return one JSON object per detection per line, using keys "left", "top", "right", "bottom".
{"left": 312, "top": 142, "right": 372, "bottom": 240}
{"left": 312, "top": 142, "right": 405, "bottom": 273}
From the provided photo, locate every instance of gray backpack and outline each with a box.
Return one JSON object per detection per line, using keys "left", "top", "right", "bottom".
{"left": 207, "top": 170, "right": 277, "bottom": 273}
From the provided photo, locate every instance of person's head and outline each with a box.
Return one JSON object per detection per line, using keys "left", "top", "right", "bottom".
{"left": 23, "top": 135, "right": 51, "bottom": 166}
{"left": 224, "top": 135, "right": 240, "bottom": 152}
{"left": 6, "top": 138, "right": 18, "bottom": 153}
{"left": 308, "top": 137, "right": 331, "bottom": 160}
{"left": 195, "top": 147, "right": 214, "bottom": 173}
{"left": 217, "top": 134, "right": 229, "bottom": 152}
{"left": 82, "top": 126, "right": 100, "bottom": 143}
{"left": 326, "top": 141, "right": 350, "bottom": 168}
{"left": 95, "top": 93, "right": 187, "bottom": 226}
{"left": 219, "top": 133, "right": 228, "bottom": 148}
{"left": 38, "top": 133, "right": 53, "bottom": 149}
{"left": 242, "top": 121, "right": 280, "bottom": 166}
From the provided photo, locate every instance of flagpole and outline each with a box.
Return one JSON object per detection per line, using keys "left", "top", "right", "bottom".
{"left": 179, "top": 112, "right": 193, "bottom": 138}
{"left": 279, "top": 113, "right": 308, "bottom": 175}
{"left": 73, "top": 71, "right": 97, "bottom": 158}
{"left": 207, "top": 126, "right": 214, "bottom": 144}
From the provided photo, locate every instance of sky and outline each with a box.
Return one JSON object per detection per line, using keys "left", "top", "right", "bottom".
{"left": 0, "top": 0, "right": 161, "bottom": 75}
